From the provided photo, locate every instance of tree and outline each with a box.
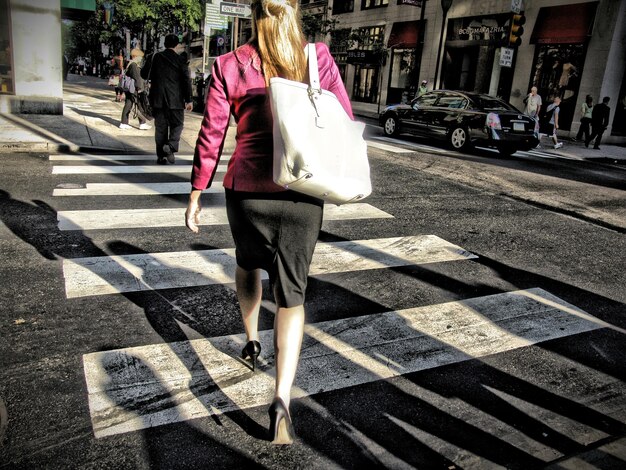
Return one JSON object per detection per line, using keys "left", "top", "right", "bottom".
{"left": 301, "top": 8, "right": 338, "bottom": 42}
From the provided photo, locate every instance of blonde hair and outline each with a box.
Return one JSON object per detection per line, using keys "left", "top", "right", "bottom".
{"left": 251, "top": 0, "right": 306, "bottom": 85}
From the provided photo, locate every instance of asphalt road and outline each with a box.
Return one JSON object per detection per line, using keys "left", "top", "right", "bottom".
{"left": 1, "top": 133, "right": 625, "bottom": 469}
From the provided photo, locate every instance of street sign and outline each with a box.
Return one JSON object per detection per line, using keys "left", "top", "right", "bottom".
{"left": 220, "top": 2, "right": 251, "bottom": 18}
{"left": 205, "top": 1, "right": 229, "bottom": 31}
{"left": 511, "top": 0, "right": 523, "bottom": 14}
{"left": 500, "top": 47, "right": 514, "bottom": 67}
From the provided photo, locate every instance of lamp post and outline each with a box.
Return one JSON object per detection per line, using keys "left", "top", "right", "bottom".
{"left": 433, "top": 0, "right": 453, "bottom": 90}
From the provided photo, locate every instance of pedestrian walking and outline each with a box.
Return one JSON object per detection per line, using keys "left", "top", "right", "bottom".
{"left": 119, "top": 48, "right": 151, "bottom": 131}
{"left": 523, "top": 86, "right": 542, "bottom": 119}
{"left": 185, "top": 0, "right": 355, "bottom": 445}
{"left": 111, "top": 50, "right": 124, "bottom": 102}
{"left": 575, "top": 95, "right": 593, "bottom": 142}
{"left": 585, "top": 96, "right": 611, "bottom": 150}
{"left": 141, "top": 34, "right": 192, "bottom": 164}
{"left": 418, "top": 79, "right": 428, "bottom": 96}
{"left": 542, "top": 97, "right": 563, "bottom": 149}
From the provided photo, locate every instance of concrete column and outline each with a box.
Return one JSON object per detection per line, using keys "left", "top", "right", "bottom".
{"left": 0, "top": 0, "right": 63, "bottom": 114}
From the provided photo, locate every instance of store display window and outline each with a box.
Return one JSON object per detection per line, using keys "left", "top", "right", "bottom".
{"left": 0, "top": 0, "right": 13, "bottom": 94}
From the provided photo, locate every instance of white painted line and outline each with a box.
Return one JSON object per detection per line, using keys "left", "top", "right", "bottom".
{"left": 53, "top": 182, "right": 224, "bottom": 196}
{"left": 49, "top": 154, "right": 232, "bottom": 162}
{"left": 82, "top": 288, "right": 602, "bottom": 437}
{"left": 366, "top": 140, "right": 415, "bottom": 154}
{"left": 63, "top": 235, "right": 472, "bottom": 298}
{"left": 372, "top": 136, "right": 451, "bottom": 154}
{"left": 52, "top": 164, "right": 227, "bottom": 174}
{"left": 57, "top": 203, "right": 392, "bottom": 231}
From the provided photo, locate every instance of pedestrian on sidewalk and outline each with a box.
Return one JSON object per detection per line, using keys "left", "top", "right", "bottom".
{"left": 119, "top": 49, "right": 151, "bottom": 131}
{"left": 185, "top": 0, "right": 355, "bottom": 445}
{"left": 111, "top": 50, "right": 125, "bottom": 102}
{"left": 586, "top": 96, "right": 611, "bottom": 150}
{"left": 523, "top": 86, "right": 542, "bottom": 119}
{"left": 418, "top": 80, "right": 428, "bottom": 96}
{"left": 575, "top": 95, "right": 593, "bottom": 142}
{"left": 541, "top": 97, "right": 563, "bottom": 149}
{"left": 141, "top": 34, "right": 192, "bottom": 164}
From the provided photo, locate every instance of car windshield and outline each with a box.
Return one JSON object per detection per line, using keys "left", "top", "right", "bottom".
{"left": 475, "top": 96, "right": 514, "bottom": 111}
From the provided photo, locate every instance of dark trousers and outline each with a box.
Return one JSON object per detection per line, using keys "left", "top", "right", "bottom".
{"left": 586, "top": 124, "right": 605, "bottom": 148}
{"left": 121, "top": 93, "right": 146, "bottom": 125}
{"left": 576, "top": 117, "right": 591, "bottom": 141}
{"left": 154, "top": 108, "right": 184, "bottom": 157}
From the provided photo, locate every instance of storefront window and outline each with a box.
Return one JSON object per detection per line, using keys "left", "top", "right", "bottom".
{"left": 0, "top": 0, "right": 13, "bottom": 94}
{"left": 388, "top": 48, "right": 415, "bottom": 103}
{"left": 529, "top": 44, "right": 585, "bottom": 131}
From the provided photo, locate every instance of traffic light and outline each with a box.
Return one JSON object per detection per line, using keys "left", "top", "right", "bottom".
{"left": 508, "top": 13, "right": 526, "bottom": 47}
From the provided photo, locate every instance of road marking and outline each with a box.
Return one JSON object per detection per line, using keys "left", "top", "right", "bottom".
{"left": 52, "top": 164, "right": 228, "bottom": 174}
{"left": 82, "top": 288, "right": 602, "bottom": 438}
{"left": 63, "top": 235, "right": 473, "bottom": 297}
{"left": 53, "top": 182, "right": 224, "bottom": 196}
{"left": 371, "top": 136, "right": 451, "bottom": 154}
{"left": 366, "top": 140, "right": 415, "bottom": 154}
{"left": 50, "top": 154, "right": 232, "bottom": 162}
{"left": 57, "top": 203, "right": 393, "bottom": 231}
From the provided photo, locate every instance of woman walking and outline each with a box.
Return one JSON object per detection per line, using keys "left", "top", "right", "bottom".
{"left": 119, "top": 48, "right": 151, "bottom": 130}
{"left": 575, "top": 95, "right": 593, "bottom": 142}
{"left": 185, "top": 0, "right": 354, "bottom": 445}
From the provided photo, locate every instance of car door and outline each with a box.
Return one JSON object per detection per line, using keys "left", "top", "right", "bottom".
{"left": 428, "top": 92, "right": 469, "bottom": 139}
{"left": 404, "top": 92, "right": 439, "bottom": 136}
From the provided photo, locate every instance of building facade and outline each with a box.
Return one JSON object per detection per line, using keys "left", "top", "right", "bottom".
{"left": 328, "top": 0, "right": 626, "bottom": 142}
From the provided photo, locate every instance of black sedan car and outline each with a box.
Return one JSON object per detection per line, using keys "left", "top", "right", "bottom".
{"left": 379, "top": 90, "right": 539, "bottom": 156}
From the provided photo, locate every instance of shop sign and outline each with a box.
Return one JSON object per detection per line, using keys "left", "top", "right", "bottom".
{"left": 500, "top": 47, "right": 514, "bottom": 67}
{"left": 448, "top": 13, "right": 509, "bottom": 44}
{"left": 398, "top": 0, "right": 424, "bottom": 7}
{"left": 346, "top": 50, "right": 380, "bottom": 64}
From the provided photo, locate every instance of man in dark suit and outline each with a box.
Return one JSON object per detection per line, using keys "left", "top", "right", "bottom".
{"left": 585, "top": 96, "right": 611, "bottom": 150}
{"left": 142, "top": 34, "right": 192, "bottom": 164}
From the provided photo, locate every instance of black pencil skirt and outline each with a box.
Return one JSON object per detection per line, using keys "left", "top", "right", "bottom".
{"left": 225, "top": 189, "right": 324, "bottom": 308}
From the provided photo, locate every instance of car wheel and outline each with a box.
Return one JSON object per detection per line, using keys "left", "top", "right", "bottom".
{"left": 383, "top": 115, "right": 398, "bottom": 136}
{"left": 449, "top": 126, "right": 469, "bottom": 151}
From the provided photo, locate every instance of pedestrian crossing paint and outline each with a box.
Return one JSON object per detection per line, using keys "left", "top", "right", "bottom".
{"left": 57, "top": 203, "right": 393, "bottom": 231}
{"left": 82, "top": 288, "right": 604, "bottom": 438}
{"left": 53, "top": 182, "right": 224, "bottom": 196}
{"left": 366, "top": 140, "right": 415, "bottom": 154}
{"left": 63, "top": 235, "right": 476, "bottom": 298}
{"left": 49, "top": 154, "right": 232, "bottom": 162}
{"left": 52, "top": 164, "right": 228, "bottom": 175}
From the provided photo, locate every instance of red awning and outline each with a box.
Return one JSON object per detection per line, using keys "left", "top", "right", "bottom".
{"left": 530, "top": 2, "right": 598, "bottom": 44}
{"left": 387, "top": 21, "right": 421, "bottom": 48}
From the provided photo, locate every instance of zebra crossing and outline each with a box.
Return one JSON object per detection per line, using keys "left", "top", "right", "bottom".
{"left": 50, "top": 150, "right": 606, "bottom": 447}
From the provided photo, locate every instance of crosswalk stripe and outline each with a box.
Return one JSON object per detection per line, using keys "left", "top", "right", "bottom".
{"left": 52, "top": 164, "right": 227, "bottom": 175}
{"left": 53, "top": 182, "right": 224, "bottom": 196}
{"left": 366, "top": 140, "right": 415, "bottom": 154}
{"left": 57, "top": 203, "right": 393, "bottom": 231}
{"left": 63, "top": 235, "right": 475, "bottom": 298}
{"left": 82, "top": 288, "right": 602, "bottom": 438}
{"left": 49, "top": 154, "right": 232, "bottom": 162}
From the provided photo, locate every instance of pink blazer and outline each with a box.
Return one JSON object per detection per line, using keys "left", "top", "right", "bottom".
{"left": 191, "top": 42, "right": 354, "bottom": 192}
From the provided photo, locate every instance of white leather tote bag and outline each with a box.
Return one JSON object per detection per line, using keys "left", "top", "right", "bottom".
{"left": 269, "top": 44, "right": 371, "bottom": 205}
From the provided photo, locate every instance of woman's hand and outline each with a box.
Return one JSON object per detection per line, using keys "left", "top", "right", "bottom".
{"left": 185, "top": 190, "right": 202, "bottom": 233}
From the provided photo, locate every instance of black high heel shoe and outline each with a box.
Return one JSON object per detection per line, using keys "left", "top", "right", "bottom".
{"left": 268, "top": 398, "right": 295, "bottom": 445}
{"left": 241, "top": 340, "right": 261, "bottom": 371}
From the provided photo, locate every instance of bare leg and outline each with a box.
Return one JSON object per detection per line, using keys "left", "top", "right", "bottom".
{"left": 273, "top": 304, "right": 305, "bottom": 409}
{"left": 235, "top": 266, "right": 261, "bottom": 342}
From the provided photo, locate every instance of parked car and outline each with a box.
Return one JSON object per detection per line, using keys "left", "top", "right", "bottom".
{"left": 379, "top": 90, "right": 539, "bottom": 156}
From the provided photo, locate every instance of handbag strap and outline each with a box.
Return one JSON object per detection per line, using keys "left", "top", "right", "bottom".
{"left": 306, "top": 43, "right": 321, "bottom": 92}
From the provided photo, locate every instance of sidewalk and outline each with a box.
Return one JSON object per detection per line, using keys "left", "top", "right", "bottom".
{"left": 1, "top": 74, "right": 625, "bottom": 163}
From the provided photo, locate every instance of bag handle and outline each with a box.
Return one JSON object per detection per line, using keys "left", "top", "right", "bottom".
{"left": 306, "top": 43, "right": 320, "bottom": 92}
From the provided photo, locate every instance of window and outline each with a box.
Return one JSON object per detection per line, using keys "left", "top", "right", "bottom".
{"left": 333, "top": 0, "right": 354, "bottom": 14}
{"left": 362, "top": 0, "right": 388, "bottom": 9}
{"left": 354, "top": 26, "right": 385, "bottom": 50}
{"left": 435, "top": 94, "right": 468, "bottom": 109}
{"left": 413, "top": 93, "right": 438, "bottom": 107}
{"left": 0, "top": 0, "right": 13, "bottom": 94}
